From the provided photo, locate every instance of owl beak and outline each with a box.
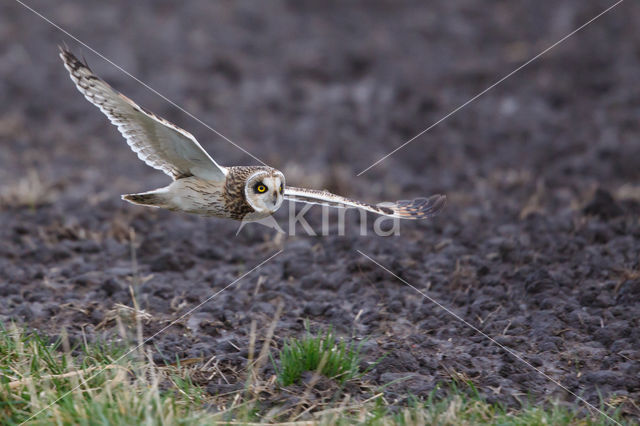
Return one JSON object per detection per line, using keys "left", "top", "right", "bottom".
{"left": 272, "top": 192, "right": 278, "bottom": 205}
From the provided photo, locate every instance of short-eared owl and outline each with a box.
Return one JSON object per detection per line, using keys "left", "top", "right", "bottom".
{"left": 60, "top": 49, "right": 445, "bottom": 222}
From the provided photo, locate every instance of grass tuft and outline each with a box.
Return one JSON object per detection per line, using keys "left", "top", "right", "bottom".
{"left": 0, "top": 169, "right": 58, "bottom": 210}
{"left": 273, "top": 322, "right": 363, "bottom": 386}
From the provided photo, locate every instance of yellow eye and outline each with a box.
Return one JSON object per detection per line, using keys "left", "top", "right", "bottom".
{"left": 256, "top": 184, "right": 267, "bottom": 193}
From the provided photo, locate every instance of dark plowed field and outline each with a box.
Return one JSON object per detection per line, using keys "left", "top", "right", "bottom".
{"left": 1, "top": 0, "right": 639, "bottom": 419}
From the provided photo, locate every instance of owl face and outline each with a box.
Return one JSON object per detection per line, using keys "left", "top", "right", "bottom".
{"left": 244, "top": 170, "right": 285, "bottom": 214}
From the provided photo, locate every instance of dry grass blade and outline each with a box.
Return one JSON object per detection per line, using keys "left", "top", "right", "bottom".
{"left": 252, "top": 301, "right": 284, "bottom": 374}
{"left": 7, "top": 365, "right": 129, "bottom": 390}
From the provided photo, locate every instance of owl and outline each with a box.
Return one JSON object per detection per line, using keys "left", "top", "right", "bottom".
{"left": 60, "top": 49, "right": 445, "bottom": 222}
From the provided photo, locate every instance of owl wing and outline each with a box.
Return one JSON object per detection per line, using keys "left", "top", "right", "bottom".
{"left": 60, "top": 48, "right": 227, "bottom": 181}
{"left": 283, "top": 186, "right": 446, "bottom": 219}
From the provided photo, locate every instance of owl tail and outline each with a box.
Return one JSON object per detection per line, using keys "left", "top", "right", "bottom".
{"left": 121, "top": 188, "right": 169, "bottom": 208}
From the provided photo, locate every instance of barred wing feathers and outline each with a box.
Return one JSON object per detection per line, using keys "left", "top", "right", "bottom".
{"left": 284, "top": 186, "right": 446, "bottom": 219}
{"left": 60, "top": 48, "right": 227, "bottom": 181}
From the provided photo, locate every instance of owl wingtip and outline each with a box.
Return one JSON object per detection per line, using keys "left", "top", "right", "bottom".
{"left": 58, "top": 47, "right": 91, "bottom": 72}
{"left": 58, "top": 45, "right": 74, "bottom": 61}
{"left": 395, "top": 194, "right": 447, "bottom": 219}
{"left": 429, "top": 194, "right": 447, "bottom": 215}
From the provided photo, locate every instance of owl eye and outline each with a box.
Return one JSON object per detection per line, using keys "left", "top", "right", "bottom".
{"left": 279, "top": 183, "right": 284, "bottom": 194}
{"left": 255, "top": 183, "right": 267, "bottom": 193}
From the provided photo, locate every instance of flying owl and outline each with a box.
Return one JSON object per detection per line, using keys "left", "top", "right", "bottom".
{"left": 60, "top": 49, "right": 445, "bottom": 222}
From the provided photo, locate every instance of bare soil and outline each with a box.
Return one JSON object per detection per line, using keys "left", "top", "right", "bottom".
{"left": 1, "top": 0, "right": 639, "bottom": 419}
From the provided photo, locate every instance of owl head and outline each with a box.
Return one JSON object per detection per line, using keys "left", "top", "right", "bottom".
{"left": 244, "top": 168, "right": 286, "bottom": 214}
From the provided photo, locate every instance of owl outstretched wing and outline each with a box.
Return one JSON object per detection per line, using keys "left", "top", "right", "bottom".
{"left": 284, "top": 187, "right": 446, "bottom": 219}
{"left": 59, "top": 48, "right": 227, "bottom": 181}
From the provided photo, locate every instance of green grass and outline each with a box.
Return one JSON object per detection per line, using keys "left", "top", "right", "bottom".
{"left": 347, "top": 385, "right": 629, "bottom": 426}
{"left": 0, "top": 324, "right": 217, "bottom": 425}
{"left": 0, "top": 323, "right": 633, "bottom": 425}
{"left": 272, "top": 322, "right": 364, "bottom": 386}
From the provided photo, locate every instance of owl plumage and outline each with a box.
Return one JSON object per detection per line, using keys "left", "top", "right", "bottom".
{"left": 60, "top": 48, "right": 446, "bottom": 222}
